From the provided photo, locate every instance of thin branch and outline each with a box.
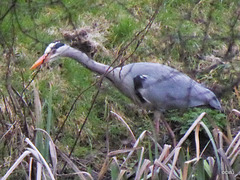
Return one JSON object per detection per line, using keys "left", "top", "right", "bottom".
{"left": 0, "top": 0, "right": 16, "bottom": 21}
{"left": 56, "top": 0, "right": 76, "bottom": 29}
{"left": 54, "top": 81, "right": 97, "bottom": 142}
{"left": 60, "top": 79, "right": 102, "bottom": 173}
{"left": 200, "top": 3, "right": 214, "bottom": 54}
{"left": 21, "top": 69, "right": 41, "bottom": 96}
{"left": 224, "top": 5, "right": 240, "bottom": 59}
{"left": 13, "top": 5, "right": 43, "bottom": 43}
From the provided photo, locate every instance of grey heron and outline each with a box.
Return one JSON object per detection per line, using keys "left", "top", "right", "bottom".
{"left": 30, "top": 42, "right": 222, "bottom": 145}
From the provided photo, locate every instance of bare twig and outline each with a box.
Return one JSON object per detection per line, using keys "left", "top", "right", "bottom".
{"left": 54, "top": 81, "right": 96, "bottom": 142}
{"left": 21, "top": 69, "right": 41, "bottom": 95}
{"left": 110, "top": 111, "right": 136, "bottom": 142}
{"left": 0, "top": 0, "right": 16, "bottom": 21}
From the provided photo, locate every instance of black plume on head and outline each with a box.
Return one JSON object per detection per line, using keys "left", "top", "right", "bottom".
{"left": 52, "top": 42, "right": 65, "bottom": 50}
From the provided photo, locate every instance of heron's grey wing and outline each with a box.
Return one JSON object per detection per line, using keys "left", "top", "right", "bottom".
{"left": 133, "top": 72, "right": 221, "bottom": 111}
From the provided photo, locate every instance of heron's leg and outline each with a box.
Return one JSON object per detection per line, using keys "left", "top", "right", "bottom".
{"left": 153, "top": 111, "right": 161, "bottom": 158}
{"left": 153, "top": 111, "right": 160, "bottom": 138}
{"left": 160, "top": 113, "right": 177, "bottom": 147}
{"left": 154, "top": 111, "right": 177, "bottom": 147}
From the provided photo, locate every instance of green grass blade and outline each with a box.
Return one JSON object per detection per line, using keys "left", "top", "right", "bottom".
{"left": 34, "top": 83, "right": 43, "bottom": 154}
{"left": 196, "top": 159, "right": 205, "bottom": 180}
{"left": 200, "top": 122, "right": 221, "bottom": 174}
{"left": 44, "top": 84, "right": 53, "bottom": 162}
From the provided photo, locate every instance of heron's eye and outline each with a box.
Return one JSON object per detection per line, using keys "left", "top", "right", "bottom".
{"left": 52, "top": 49, "right": 56, "bottom": 54}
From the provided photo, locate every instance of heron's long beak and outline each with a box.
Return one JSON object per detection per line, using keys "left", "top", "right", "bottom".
{"left": 30, "top": 54, "right": 48, "bottom": 70}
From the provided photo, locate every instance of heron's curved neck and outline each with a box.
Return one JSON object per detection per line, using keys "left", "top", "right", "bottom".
{"left": 62, "top": 47, "right": 118, "bottom": 79}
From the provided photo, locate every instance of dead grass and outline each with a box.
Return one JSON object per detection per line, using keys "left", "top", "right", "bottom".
{"left": 98, "top": 111, "right": 240, "bottom": 180}
{"left": 1, "top": 81, "right": 240, "bottom": 179}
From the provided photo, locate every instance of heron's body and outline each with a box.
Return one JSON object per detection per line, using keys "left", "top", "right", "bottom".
{"left": 31, "top": 42, "right": 221, "bottom": 113}
{"left": 110, "top": 62, "right": 221, "bottom": 111}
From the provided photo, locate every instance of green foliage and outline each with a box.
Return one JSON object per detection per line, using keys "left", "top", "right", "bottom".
{"left": 109, "top": 15, "right": 139, "bottom": 47}
{"left": 74, "top": 146, "right": 91, "bottom": 157}
{"left": 110, "top": 159, "right": 121, "bottom": 180}
{"left": 167, "top": 108, "right": 226, "bottom": 134}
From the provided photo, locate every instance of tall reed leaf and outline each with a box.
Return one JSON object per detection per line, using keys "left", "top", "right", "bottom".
{"left": 34, "top": 83, "right": 43, "bottom": 153}
{"left": 44, "top": 83, "right": 53, "bottom": 162}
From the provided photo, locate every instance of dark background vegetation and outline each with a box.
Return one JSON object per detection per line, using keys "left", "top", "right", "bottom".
{"left": 1, "top": 0, "right": 240, "bottom": 179}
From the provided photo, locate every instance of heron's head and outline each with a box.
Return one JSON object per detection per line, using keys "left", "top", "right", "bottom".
{"left": 30, "top": 42, "right": 69, "bottom": 70}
